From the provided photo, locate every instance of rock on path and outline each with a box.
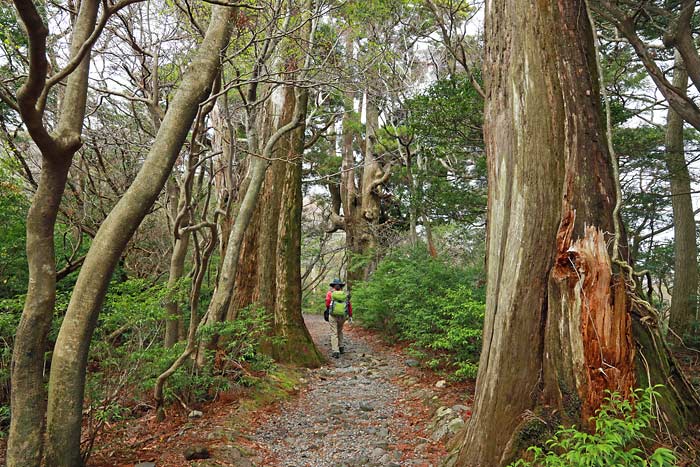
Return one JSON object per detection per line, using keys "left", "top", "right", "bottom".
{"left": 246, "top": 314, "right": 459, "bottom": 467}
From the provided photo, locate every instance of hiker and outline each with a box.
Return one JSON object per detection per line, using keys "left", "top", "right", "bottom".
{"left": 324, "top": 278, "right": 352, "bottom": 358}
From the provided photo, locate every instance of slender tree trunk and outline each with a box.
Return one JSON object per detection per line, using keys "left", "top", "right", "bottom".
{"left": 8, "top": 0, "right": 99, "bottom": 464}
{"left": 666, "top": 52, "right": 699, "bottom": 340}
{"left": 453, "top": 1, "right": 700, "bottom": 465}
{"left": 8, "top": 157, "right": 71, "bottom": 467}
{"left": 164, "top": 181, "right": 190, "bottom": 347}
{"left": 43, "top": 9, "right": 234, "bottom": 465}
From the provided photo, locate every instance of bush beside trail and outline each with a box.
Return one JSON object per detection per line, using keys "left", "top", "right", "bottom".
{"left": 352, "top": 248, "right": 485, "bottom": 380}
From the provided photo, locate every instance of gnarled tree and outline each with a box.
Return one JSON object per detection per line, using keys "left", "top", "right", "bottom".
{"left": 452, "top": 0, "right": 700, "bottom": 465}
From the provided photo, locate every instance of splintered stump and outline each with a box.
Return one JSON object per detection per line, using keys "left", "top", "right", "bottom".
{"left": 548, "top": 210, "right": 635, "bottom": 423}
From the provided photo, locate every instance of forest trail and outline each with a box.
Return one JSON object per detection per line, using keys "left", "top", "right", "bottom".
{"left": 89, "top": 315, "right": 472, "bottom": 467}
{"left": 240, "top": 314, "right": 470, "bottom": 467}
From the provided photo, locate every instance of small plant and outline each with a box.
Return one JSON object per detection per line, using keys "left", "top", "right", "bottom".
{"left": 509, "top": 385, "right": 677, "bottom": 467}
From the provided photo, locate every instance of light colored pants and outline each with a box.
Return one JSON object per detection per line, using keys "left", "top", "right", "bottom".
{"left": 329, "top": 315, "right": 346, "bottom": 353}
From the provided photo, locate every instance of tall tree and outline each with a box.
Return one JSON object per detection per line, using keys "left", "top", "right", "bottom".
{"left": 24, "top": 6, "right": 236, "bottom": 465}
{"left": 225, "top": 2, "right": 323, "bottom": 366}
{"left": 453, "top": 1, "right": 700, "bottom": 466}
{"left": 5, "top": 0, "right": 134, "bottom": 464}
{"left": 665, "top": 52, "right": 698, "bottom": 340}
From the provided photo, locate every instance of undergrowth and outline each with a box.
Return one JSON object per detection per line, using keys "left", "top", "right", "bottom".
{"left": 509, "top": 385, "right": 677, "bottom": 467}
{"left": 353, "top": 247, "right": 484, "bottom": 380}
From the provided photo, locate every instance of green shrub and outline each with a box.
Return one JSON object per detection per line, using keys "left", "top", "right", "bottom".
{"left": 509, "top": 385, "right": 677, "bottom": 467}
{"left": 353, "top": 247, "right": 484, "bottom": 379}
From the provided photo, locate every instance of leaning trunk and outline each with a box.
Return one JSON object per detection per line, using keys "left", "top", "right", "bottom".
{"left": 8, "top": 0, "right": 99, "bottom": 463}
{"left": 453, "top": 1, "right": 700, "bottom": 466}
{"left": 666, "top": 52, "right": 699, "bottom": 340}
{"left": 43, "top": 9, "right": 234, "bottom": 466}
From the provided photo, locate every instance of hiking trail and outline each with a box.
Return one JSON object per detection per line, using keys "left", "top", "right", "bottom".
{"left": 92, "top": 314, "right": 473, "bottom": 467}
{"left": 238, "top": 314, "right": 472, "bottom": 467}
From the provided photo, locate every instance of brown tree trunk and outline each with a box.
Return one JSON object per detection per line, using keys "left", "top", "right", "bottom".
{"left": 43, "top": 9, "right": 234, "bottom": 466}
{"left": 453, "top": 1, "right": 700, "bottom": 465}
{"left": 359, "top": 97, "right": 381, "bottom": 271}
{"left": 8, "top": 157, "right": 71, "bottom": 467}
{"left": 666, "top": 52, "right": 699, "bottom": 340}
{"left": 198, "top": 85, "right": 307, "bottom": 354}
{"left": 340, "top": 32, "right": 363, "bottom": 287}
{"left": 272, "top": 87, "right": 323, "bottom": 366}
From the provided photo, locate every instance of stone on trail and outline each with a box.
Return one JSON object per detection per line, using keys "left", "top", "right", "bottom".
{"left": 359, "top": 402, "right": 375, "bottom": 411}
{"left": 370, "top": 447, "right": 386, "bottom": 459}
{"left": 435, "top": 406, "right": 453, "bottom": 419}
{"left": 448, "top": 417, "right": 466, "bottom": 433}
{"left": 405, "top": 358, "right": 420, "bottom": 367}
{"left": 188, "top": 409, "right": 203, "bottom": 418}
{"left": 435, "top": 379, "right": 446, "bottom": 388}
{"left": 184, "top": 445, "right": 210, "bottom": 460}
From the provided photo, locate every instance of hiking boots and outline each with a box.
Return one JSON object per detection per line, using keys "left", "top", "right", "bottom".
{"left": 339, "top": 346, "right": 345, "bottom": 354}
{"left": 332, "top": 351, "right": 340, "bottom": 358}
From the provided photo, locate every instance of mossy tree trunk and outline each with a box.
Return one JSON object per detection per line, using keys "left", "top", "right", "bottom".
{"left": 272, "top": 86, "right": 323, "bottom": 366}
{"left": 453, "top": 1, "right": 700, "bottom": 465}
{"left": 42, "top": 8, "right": 235, "bottom": 465}
{"left": 665, "top": 52, "right": 699, "bottom": 341}
{"left": 8, "top": 0, "right": 101, "bottom": 464}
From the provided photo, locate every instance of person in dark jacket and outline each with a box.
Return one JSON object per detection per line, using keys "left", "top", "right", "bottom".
{"left": 324, "top": 278, "right": 352, "bottom": 358}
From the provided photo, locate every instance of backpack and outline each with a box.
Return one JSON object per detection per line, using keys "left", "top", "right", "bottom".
{"left": 330, "top": 290, "right": 349, "bottom": 317}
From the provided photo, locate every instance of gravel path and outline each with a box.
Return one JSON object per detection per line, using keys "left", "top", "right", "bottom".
{"left": 247, "top": 314, "right": 459, "bottom": 467}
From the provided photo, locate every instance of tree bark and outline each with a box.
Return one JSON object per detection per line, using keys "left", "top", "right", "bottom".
{"left": 360, "top": 97, "right": 381, "bottom": 257}
{"left": 666, "top": 52, "right": 698, "bottom": 340}
{"left": 164, "top": 181, "right": 190, "bottom": 347}
{"left": 8, "top": 0, "right": 100, "bottom": 464}
{"left": 272, "top": 87, "right": 323, "bottom": 366}
{"left": 340, "top": 32, "right": 363, "bottom": 287}
{"left": 453, "top": 1, "right": 700, "bottom": 465}
{"left": 43, "top": 8, "right": 234, "bottom": 466}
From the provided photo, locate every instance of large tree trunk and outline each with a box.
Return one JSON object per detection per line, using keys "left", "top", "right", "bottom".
{"left": 340, "top": 32, "right": 363, "bottom": 287}
{"left": 453, "top": 1, "right": 700, "bottom": 465}
{"left": 359, "top": 97, "right": 381, "bottom": 274}
{"left": 42, "top": 9, "right": 234, "bottom": 466}
{"left": 8, "top": 0, "right": 100, "bottom": 464}
{"left": 272, "top": 87, "right": 323, "bottom": 366}
{"left": 666, "top": 52, "right": 699, "bottom": 341}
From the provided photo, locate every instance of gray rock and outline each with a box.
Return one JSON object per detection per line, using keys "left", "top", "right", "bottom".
{"left": 188, "top": 409, "right": 203, "bottom": 418}
{"left": 448, "top": 417, "right": 465, "bottom": 433}
{"left": 359, "top": 402, "right": 375, "bottom": 412}
{"left": 435, "top": 406, "right": 453, "bottom": 419}
{"left": 405, "top": 358, "right": 420, "bottom": 367}
{"left": 431, "top": 423, "right": 450, "bottom": 442}
{"left": 370, "top": 447, "right": 386, "bottom": 460}
{"left": 184, "top": 445, "right": 210, "bottom": 460}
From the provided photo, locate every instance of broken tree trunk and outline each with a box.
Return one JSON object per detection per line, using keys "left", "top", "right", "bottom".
{"left": 452, "top": 0, "right": 700, "bottom": 465}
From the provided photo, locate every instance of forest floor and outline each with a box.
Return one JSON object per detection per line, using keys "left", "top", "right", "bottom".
{"left": 88, "top": 314, "right": 474, "bottom": 467}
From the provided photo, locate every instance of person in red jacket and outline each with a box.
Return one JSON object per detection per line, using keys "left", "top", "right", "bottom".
{"left": 324, "top": 278, "right": 352, "bottom": 358}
